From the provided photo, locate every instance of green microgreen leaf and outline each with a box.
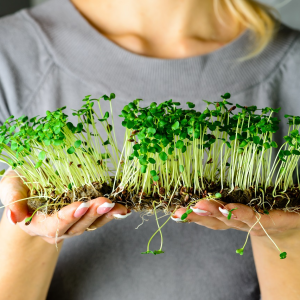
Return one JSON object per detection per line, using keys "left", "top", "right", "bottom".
{"left": 159, "top": 152, "right": 168, "bottom": 162}
{"left": 176, "top": 140, "right": 184, "bottom": 149}
{"left": 38, "top": 151, "right": 46, "bottom": 161}
{"left": 150, "top": 170, "right": 157, "bottom": 177}
{"left": 141, "top": 165, "right": 147, "bottom": 173}
{"left": 171, "top": 121, "right": 180, "bottom": 131}
{"left": 138, "top": 132, "right": 146, "bottom": 140}
{"left": 44, "top": 139, "right": 51, "bottom": 146}
{"left": 270, "top": 141, "right": 278, "bottom": 148}
{"left": 186, "top": 102, "right": 195, "bottom": 108}
{"left": 149, "top": 158, "right": 156, "bottom": 164}
{"left": 67, "top": 146, "right": 75, "bottom": 154}
{"left": 280, "top": 252, "right": 287, "bottom": 259}
{"left": 35, "top": 161, "right": 43, "bottom": 169}
{"left": 53, "top": 139, "right": 64, "bottom": 146}
{"left": 179, "top": 165, "right": 184, "bottom": 173}
{"left": 227, "top": 208, "right": 238, "bottom": 220}
{"left": 215, "top": 193, "right": 222, "bottom": 198}
{"left": 181, "top": 208, "right": 194, "bottom": 220}
{"left": 103, "top": 139, "right": 110, "bottom": 146}
{"left": 181, "top": 213, "right": 188, "bottom": 220}
{"left": 148, "top": 127, "right": 156, "bottom": 134}
{"left": 141, "top": 250, "right": 164, "bottom": 255}
{"left": 222, "top": 93, "right": 231, "bottom": 99}
{"left": 153, "top": 175, "right": 159, "bottom": 182}
{"left": 74, "top": 140, "right": 82, "bottom": 148}
{"left": 236, "top": 248, "right": 244, "bottom": 255}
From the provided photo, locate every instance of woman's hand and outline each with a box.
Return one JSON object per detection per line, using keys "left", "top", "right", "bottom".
{"left": 0, "top": 170, "right": 131, "bottom": 244}
{"left": 172, "top": 199, "right": 300, "bottom": 241}
{"left": 173, "top": 199, "right": 300, "bottom": 300}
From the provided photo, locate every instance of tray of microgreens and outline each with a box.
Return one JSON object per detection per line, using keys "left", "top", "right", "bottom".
{"left": 1, "top": 92, "right": 299, "bottom": 259}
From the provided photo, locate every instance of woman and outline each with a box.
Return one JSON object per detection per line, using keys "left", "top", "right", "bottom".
{"left": 0, "top": 0, "right": 300, "bottom": 299}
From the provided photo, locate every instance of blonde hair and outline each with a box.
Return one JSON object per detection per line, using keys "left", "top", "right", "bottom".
{"left": 214, "top": 0, "right": 279, "bottom": 58}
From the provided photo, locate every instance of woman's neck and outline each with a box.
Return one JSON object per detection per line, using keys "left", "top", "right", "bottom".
{"left": 71, "top": 0, "right": 243, "bottom": 58}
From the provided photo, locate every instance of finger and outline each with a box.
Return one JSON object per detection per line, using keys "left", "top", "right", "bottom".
{"left": 0, "top": 170, "right": 29, "bottom": 222}
{"left": 194, "top": 199, "right": 253, "bottom": 231}
{"left": 192, "top": 199, "right": 227, "bottom": 218}
{"left": 231, "top": 207, "right": 300, "bottom": 233}
{"left": 27, "top": 201, "right": 91, "bottom": 238}
{"left": 186, "top": 200, "right": 250, "bottom": 231}
{"left": 90, "top": 203, "right": 129, "bottom": 228}
{"left": 172, "top": 207, "right": 230, "bottom": 230}
{"left": 214, "top": 203, "right": 300, "bottom": 234}
{"left": 66, "top": 197, "right": 116, "bottom": 235}
{"left": 221, "top": 203, "right": 257, "bottom": 225}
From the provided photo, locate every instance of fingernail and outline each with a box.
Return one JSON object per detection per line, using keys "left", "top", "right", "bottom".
{"left": 6, "top": 209, "right": 16, "bottom": 225}
{"left": 191, "top": 206, "right": 211, "bottom": 216}
{"left": 113, "top": 211, "right": 132, "bottom": 220}
{"left": 219, "top": 207, "right": 229, "bottom": 217}
{"left": 74, "top": 202, "right": 90, "bottom": 218}
{"left": 97, "top": 202, "right": 115, "bottom": 215}
{"left": 171, "top": 216, "right": 188, "bottom": 223}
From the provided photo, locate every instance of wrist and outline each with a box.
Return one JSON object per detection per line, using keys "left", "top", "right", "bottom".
{"left": 251, "top": 229, "right": 300, "bottom": 253}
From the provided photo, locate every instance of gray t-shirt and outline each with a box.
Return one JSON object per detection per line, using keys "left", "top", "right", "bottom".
{"left": 0, "top": 1, "right": 300, "bottom": 299}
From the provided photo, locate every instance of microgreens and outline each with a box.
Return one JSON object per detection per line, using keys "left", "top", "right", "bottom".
{"left": 0, "top": 94, "right": 119, "bottom": 198}
{"left": 117, "top": 93, "right": 288, "bottom": 205}
{"left": 280, "top": 252, "right": 287, "bottom": 259}
{"left": 236, "top": 248, "right": 244, "bottom": 256}
{"left": 0, "top": 92, "right": 298, "bottom": 260}
{"left": 181, "top": 208, "right": 193, "bottom": 221}
{"left": 227, "top": 208, "right": 238, "bottom": 220}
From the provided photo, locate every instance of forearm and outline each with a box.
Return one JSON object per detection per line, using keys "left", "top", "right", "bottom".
{"left": 251, "top": 230, "right": 300, "bottom": 300}
{"left": 0, "top": 209, "right": 63, "bottom": 300}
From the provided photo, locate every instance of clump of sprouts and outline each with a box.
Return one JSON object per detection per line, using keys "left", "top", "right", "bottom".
{"left": 0, "top": 94, "right": 119, "bottom": 219}
{"left": 117, "top": 93, "right": 300, "bottom": 257}
{"left": 1, "top": 92, "right": 300, "bottom": 259}
{"left": 118, "top": 93, "right": 300, "bottom": 199}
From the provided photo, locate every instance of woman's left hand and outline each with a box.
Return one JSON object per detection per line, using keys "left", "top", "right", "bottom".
{"left": 172, "top": 199, "right": 300, "bottom": 241}
{"left": 173, "top": 199, "right": 300, "bottom": 300}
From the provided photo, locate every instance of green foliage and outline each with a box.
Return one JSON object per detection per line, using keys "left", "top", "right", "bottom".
{"left": 0, "top": 94, "right": 119, "bottom": 195}
{"left": 181, "top": 208, "right": 194, "bottom": 220}
{"left": 67, "top": 147, "right": 75, "bottom": 154}
{"left": 280, "top": 252, "right": 287, "bottom": 259}
{"left": 38, "top": 151, "right": 46, "bottom": 161}
{"left": 236, "top": 248, "right": 244, "bottom": 256}
{"left": 141, "top": 250, "right": 165, "bottom": 255}
{"left": 24, "top": 216, "right": 33, "bottom": 225}
{"left": 74, "top": 140, "right": 82, "bottom": 148}
{"left": 227, "top": 208, "right": 238, "bottom": 220}
{"left": 1, "top": 92, "right": 299, "bottom": 261}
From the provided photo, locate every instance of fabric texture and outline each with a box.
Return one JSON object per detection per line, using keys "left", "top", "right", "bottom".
{"left": 0, "top": 0, "right": 300, "bottom": 299}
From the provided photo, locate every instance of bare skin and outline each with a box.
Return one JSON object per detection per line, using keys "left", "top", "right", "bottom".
{"left": 1, "top": 0, "right": 299, "bottom": 299}
{"left": 173, "top": 202, "right": 300, "bottom": 300}
{"left": 71, "top": 0, "right": 243, "bottom": 58}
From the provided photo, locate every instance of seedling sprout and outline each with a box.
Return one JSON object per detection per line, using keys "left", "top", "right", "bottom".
{"left": 1, "top": 92, "right": 299, "bottom": 259}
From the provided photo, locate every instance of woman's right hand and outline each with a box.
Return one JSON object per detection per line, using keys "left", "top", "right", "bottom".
{"left": 0, "top": 169, "right": 130, "bottom": 244}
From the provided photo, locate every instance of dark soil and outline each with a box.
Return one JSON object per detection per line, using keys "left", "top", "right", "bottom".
{"left": 27, "top": 178, "right": 300, "bottom": 215}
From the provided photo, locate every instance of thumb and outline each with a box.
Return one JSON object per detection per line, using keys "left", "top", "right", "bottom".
{"left": 0, "top": 170, "right": 29, "bottom": 223}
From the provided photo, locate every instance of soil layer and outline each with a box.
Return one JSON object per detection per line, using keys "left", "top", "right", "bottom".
{"left": 27, "top": 179, "right": 300, "bottom": 215}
